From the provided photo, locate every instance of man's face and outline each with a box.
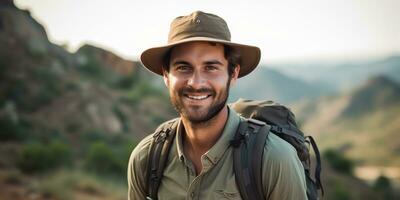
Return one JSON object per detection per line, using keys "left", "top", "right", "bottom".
{"left": 163, "top": 41, "right": 239, "bottom": 124}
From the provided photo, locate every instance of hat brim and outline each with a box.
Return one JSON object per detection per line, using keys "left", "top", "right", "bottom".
{"left": 140, "top": 37, "right": 261, "bottom": 78}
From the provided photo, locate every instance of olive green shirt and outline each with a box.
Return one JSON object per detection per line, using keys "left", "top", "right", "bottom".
{"left": 127, "top": 107, "right": 307, "bottom": 200}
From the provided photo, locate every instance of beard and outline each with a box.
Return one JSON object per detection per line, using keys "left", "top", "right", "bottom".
{"left": 169, "top": 80, "right": 231, "bottom": 124}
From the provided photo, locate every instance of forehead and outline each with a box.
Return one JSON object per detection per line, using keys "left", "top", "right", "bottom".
{"left": 169, "top": 41, "right": 226, "bottom": 61}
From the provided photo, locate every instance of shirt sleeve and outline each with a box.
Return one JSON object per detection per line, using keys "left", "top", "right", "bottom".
{"left": 262, "top": 133, "right": 308, "bottom": 200}
{"left": 127, "top": 134, "right": 153, "bottom": 200}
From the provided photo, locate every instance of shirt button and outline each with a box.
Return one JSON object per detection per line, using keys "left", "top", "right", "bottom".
{"left": 190, "top": 192, "right": 195, "bottom": 198}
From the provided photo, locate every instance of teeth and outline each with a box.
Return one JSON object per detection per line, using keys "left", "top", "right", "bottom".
{"left": 188, "top": 95, "right": 208, "bottom": 100}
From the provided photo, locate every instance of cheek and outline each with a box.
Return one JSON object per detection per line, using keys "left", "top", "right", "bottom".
{"left": 167, "top": 75, "right": 184, "bottom": 90}
{"left": 211, "top": 74, "right": 230, "bottom": 89}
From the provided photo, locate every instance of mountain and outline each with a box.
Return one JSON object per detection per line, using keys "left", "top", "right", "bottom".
{"left": 291, "top": 75, "right": 400, "bottom": 167}
{"left": 0, "top": 1, "right": 175, "bottom": 141}
{"left": 230, "top": 66, "right": 334, "bottom": 104}
{"left": 1, "top": 1, "right": 397, "bottom": 199}
{"left": 272, "top": 55, "right": 400, "bottom": 92}
{"left": 341, "top": 75, "right": 400, "bottom": 118}
{"left": 0, "top": 2, "right": 178, "bottom": 198}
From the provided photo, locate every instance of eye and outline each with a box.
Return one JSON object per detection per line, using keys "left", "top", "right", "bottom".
{"left": 175, "top": 65, "right": 191, "bottom": 72}
{"left": 205, "top": 65, "right": 218, "bottom": 71}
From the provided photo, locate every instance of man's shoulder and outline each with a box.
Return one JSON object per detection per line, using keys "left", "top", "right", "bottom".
{"left": 261, "top": 130, "right": 307, "bottom": 198}
{"left": 263, "top": 131, "right": 299, "bottom": 163}
{"left": 129, "top": 133, "right": 154, "bottom": 165}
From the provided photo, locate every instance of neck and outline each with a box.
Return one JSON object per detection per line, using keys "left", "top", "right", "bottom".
{"left": 181, "top": 106, "right": 229, "bottom": 155}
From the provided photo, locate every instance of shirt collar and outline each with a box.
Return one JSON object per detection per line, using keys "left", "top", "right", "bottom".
{"left": 176, "top": 106, "right": 241, "bottom": 165}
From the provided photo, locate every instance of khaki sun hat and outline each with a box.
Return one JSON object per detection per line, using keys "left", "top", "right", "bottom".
{"left": 140, "top": 11, "right": 261, "bottom": 78}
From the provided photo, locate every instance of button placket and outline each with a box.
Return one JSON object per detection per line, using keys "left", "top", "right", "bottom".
{"left": 190, "top": 192, "right": 195, "bottom": 199}
{"left": 187, "top": 169, "right": 205, "bottom": 200}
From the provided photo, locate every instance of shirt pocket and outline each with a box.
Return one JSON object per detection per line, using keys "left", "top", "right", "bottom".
{"left": 214, "top": 189, "right": 242, "bottom": 200}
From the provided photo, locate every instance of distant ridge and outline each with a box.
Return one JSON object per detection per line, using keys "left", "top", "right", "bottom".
{"left": 230, "top": 66, "right": 332, "bottom": 103}
{"left": 291, "top": 75, "right": 400, "bottom": 167}
{"left": 341, "top": 75, "right": 400, "bottom": 118}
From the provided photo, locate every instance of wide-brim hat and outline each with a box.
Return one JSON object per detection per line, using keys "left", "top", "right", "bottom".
{"left": 140, "top": 11, "right": 261, "bottom": 78}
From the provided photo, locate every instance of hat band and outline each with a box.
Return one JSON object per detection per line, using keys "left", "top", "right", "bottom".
{"left": 168, "top": 26, "right": 230, "bottom": 43}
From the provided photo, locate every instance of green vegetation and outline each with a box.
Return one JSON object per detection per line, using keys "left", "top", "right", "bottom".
{"left": 0, "top": 6, "right": 174, "bottom": 199}
{"left": 17, "top": 140, "right": 72, "bottom": 173}
{"left": 373, "top": 175, "right": 395, "bottom": 200}
{"left": 28, "top": 169, "right": 126, "bottom": 200}
{"left": 78, "top": 55, "right": 104, "bottom": 78}
{"left": 113, "top": 75, "right": 138, "bottom": 89}
{"left": 331, "top": 182, "right": 351, "bottom": 200}
{"left": 5, "top": 79, "right": 31, "bottom": 111}
{"left": 0, "top": 116, "right": 30, "bottom": 141}
{"left": 121, "top": 82, "right": 166, "bottom": 105}
{"left": 85, "top": 142, "right": 116, "bottom": 174}
{"left": 31, "top": 68, "right": 62, "bottom": 107}
{"left": 324, "top": 149, "right": 354, "bottom": 175}
{"left": 26, "top": 39, "right": 47, "bottom": 59}
{"left": 84, "top": 140, "right": 135, "bottom": 177}
{"left": 112, "top": 105, "right": 129, "bottom": 132}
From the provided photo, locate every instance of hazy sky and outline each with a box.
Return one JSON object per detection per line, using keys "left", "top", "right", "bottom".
{"left": 15, "top": 0, "right": 400, "bottom": 64}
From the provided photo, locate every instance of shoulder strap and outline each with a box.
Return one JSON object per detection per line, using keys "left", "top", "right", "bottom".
{"left": 306, "top": 135, "right": 324, "bottom": 196}
{"left": 146, "top": 119, "right": 179, "bottom": 200}
{"left": 231, "top": 119, "right": 270, "bottom": 200}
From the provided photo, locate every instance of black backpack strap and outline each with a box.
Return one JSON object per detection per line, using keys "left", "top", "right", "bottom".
{"left": 231, "top": 119, "right": 270, "bottom": 200}
{"left": 270, "top": 125, "right": 305, "bottom": 142}
{"left": 306, "top": 135, "right": 324, "bottom": 196}
{"left": 146, "top": 119, "right": 179, "bottom": 200}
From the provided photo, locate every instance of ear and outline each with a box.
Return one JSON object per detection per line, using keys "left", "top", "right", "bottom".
{"left": 163, "top": 70, "right": 170, "bottom": 88}
{"left": 230, "top": 65, "right": 240, "bottom": 86}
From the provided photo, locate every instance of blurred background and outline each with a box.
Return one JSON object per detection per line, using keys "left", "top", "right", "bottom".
{"left": 0, "top": 0, "right": 399, "bottom": 199}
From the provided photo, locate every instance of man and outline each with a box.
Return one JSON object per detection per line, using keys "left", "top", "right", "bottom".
{"left": 128, "top": 11, "right": 307, "bottom": 200}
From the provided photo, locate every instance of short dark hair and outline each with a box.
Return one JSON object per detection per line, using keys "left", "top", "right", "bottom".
{"left": 162, "top": 42, "right": 241, "bottom": 77}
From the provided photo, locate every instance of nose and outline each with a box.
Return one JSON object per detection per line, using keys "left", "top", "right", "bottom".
{"left": 187, "top": 71, "right": 206, "bottom": 89}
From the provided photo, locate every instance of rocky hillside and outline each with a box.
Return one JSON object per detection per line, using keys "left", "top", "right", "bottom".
{"left": 292, "top": 75, "right": 400, "bottom": 167}
{"left": 341, "top": 75, "right": 400, "bottom": 118}
{"left": 0, "top": 1, "right": 176, "bottom": 199}
{"left": 1, "top": 1, "right": 397, "bottom": 199}
{"left": 0, "top": 0, "right": 175, "bottom": 142}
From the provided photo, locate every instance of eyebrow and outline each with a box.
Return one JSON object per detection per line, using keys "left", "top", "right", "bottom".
{"left": 171, "top": 60, "right": 191, "bottom": 66}
{"left": 204, "top": 60, "right": 224, "bottom": 66}
{"left": 171, "top": 60, "right": 224, "bottom": 66}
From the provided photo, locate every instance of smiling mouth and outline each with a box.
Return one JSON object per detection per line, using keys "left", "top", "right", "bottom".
{"left": 185, "top": 94, "right": 212, "bottom": 100}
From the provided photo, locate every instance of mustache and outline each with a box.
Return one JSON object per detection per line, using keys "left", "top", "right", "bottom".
{"left": 179, "top": 86, "right": 215, "bottom": 95}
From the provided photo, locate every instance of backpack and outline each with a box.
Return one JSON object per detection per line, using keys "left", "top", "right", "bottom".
{"left": 145, "top": 99, "right": 323, "bottom": 200}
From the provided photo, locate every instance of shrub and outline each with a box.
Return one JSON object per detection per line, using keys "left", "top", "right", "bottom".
{"left": 113, "top": 141, "right": 137, "bottom": 176}
{"left": 323, "top": 149, "right": 354, "bottom": 175}
{"left": 47, "top": 140, "right": 72, "bottom": 166}
{"left": 30, "top": 69, "right": 61, "bottom": 109}
{"left": 85, "top": 142, "right": 117, "bottom": 174}
{"left": 113, "top": 75, "right": 137, "bottom": 89}
{"left": 84, "top": 140, "right": 136, "bottom": 178}
{"left": 82, "top": 129, "right": 108, "bottom": 143}
{"left": 373, "top": 175, "right": 394, "bottom": 199}
{"left": 17, "top": 140, "right": 72, "bottom": 173}
{"left": 0, "top": 116, "right": 27, "bottom": 141}
{"left": 121, "top": 82, "right": 166, "bottom": 105}
{"left": 6, "top": 79, "right": 31, "bottom": 111}
{"left": 332, "top": 182, "right": 351, "bottom": 200}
